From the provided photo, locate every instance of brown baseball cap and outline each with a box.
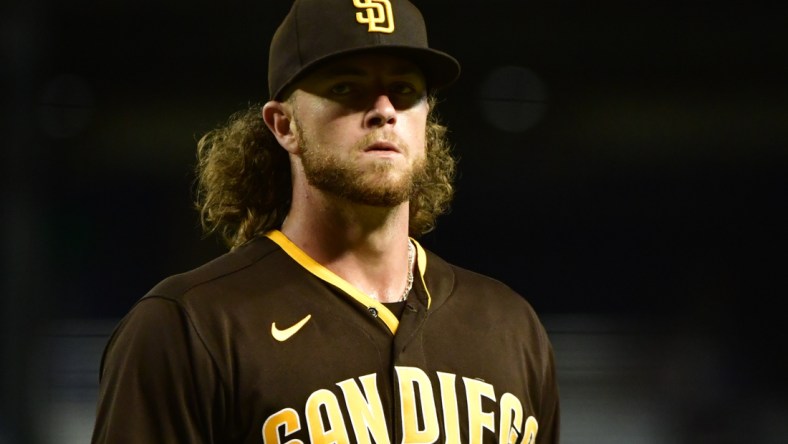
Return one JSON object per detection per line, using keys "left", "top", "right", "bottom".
{"left": 268, "top": 0, "right": 461, "bottom": 100}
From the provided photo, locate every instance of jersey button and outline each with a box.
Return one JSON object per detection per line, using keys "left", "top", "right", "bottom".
{"left": 368, "top": 307, "right": 378, "bottom": 318}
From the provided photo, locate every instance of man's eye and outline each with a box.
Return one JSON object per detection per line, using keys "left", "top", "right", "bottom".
{"left": 330, "top": 83, "right": 353, "bottom": 95}
{"left": 391, "top": 83, "right": 416, "bottom": 94}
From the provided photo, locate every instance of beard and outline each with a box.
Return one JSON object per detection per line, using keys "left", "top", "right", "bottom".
{"left": 295, "top": 121, "right": 427, "bottom": 207}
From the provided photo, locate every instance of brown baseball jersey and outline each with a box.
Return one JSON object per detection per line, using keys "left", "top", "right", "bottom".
{"left": 92, "top": 230, "right": 560, "bottom": 443}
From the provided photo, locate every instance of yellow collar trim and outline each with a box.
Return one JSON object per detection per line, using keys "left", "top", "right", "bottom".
{"left": 265, "top": 230, "right": 431, "bottom": 334}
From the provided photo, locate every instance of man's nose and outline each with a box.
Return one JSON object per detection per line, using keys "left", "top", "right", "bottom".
{"left": 364, "top": 94, "right": 397, "bottom": 128}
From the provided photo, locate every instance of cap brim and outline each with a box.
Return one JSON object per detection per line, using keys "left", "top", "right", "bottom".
{"left": 271, "top": 45, "right": 461, "bottom": 100}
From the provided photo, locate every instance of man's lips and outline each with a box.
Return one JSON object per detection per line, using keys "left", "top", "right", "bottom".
{"left": 364, "top": 141, "right": 401, "bottom": 154}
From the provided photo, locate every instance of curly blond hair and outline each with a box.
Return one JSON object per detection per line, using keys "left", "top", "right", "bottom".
{"left": 195, "top": 97, "right": 456, "bottom": 249}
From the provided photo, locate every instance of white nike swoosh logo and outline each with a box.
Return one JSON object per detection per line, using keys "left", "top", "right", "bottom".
{"left": 271, "top": 314, "right": 312, "bottom": 342}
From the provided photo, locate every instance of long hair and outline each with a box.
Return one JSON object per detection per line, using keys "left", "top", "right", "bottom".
{"left": 195, "top": 96, "right": 457, "bottom": 249}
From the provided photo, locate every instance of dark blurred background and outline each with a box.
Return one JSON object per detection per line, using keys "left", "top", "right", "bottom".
{"left": 2, "top": 0, "right": 787, "bottom": 442}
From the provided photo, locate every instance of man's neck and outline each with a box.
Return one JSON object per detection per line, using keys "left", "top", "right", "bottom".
{"left": 281, "top": 194, "right": 413, "bottom": 303}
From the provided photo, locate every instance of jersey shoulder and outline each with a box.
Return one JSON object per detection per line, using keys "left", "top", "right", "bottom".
{"left": 424, "top": 249, "right": 532, "bottom": 310}
{"left": 143, "top": 236, "right": 281, "bottom": 303}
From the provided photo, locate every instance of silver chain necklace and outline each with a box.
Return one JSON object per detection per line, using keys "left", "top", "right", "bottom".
{"left": 400, "top": 240, "right": 415, "bottom": 302}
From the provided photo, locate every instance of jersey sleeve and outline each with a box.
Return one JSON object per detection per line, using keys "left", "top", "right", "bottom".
{"left": 534, "top": 320, "right": 561, "bottom": 444}
{"left": 91, "top": 296, "right": 224, "bottom": 443}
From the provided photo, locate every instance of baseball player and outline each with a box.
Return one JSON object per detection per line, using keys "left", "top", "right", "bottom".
{"left": 91, "top": 0, "right": 560, "bottom": 442}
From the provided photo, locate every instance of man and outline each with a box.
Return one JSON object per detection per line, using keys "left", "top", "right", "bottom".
{"left": 92, "top": 0, "right": 560, "bottom": 442}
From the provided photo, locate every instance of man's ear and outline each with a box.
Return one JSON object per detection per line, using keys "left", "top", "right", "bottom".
{"left": 262, "top": 101, "right": 299, "bottom": 154}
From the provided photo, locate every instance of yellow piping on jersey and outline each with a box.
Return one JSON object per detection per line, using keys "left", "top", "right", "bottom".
{"left": 411, "top": 238, "right": 431, "bottom": 309}
{"left": 265, "top": 230, "right": 430, "bottom": 334}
